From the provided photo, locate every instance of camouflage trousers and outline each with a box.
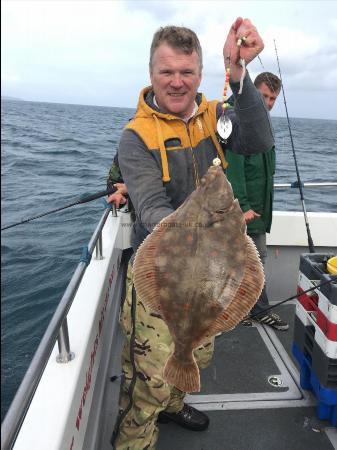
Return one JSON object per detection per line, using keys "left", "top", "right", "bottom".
{"left": 113, "top": 264, "right": 215, "bottom": 450}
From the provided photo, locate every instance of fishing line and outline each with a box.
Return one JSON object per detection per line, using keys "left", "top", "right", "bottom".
{"left": 1, "top": 186, "right": 117, "bottom": 231}
{"left": 249, "top": 275, "right": 336, "bottom": 320}
{"left": 272, "top": 40, "right": 315, "bottom": 253}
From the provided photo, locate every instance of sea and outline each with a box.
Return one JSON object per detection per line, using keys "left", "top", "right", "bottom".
{"left": 1, "top": 98, "right": 337, "bottom": 421}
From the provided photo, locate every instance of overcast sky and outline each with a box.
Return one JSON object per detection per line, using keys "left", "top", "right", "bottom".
{"left": 2, "top": 0, "right": 337, "bottom": 120}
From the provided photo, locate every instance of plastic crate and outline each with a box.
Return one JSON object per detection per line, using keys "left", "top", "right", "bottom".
{"left": 318, "top": 289, "right": 337, "bottom": 323}
{"left": 320, "top": 272, "right": 337, "bottom": 306}
{"left": 317, "top": 308, "right": 337, "bottom": 341}
{"left": 299, "top": 253, "right": 337, "bottom": 307}
{"left": 292, "top": 342, "right": 337, "bottom": 426}
{"left": 293, "top": 315, "right": 337, "bottom": 388}
{"left": 298, "top": 271, "right": 337, "bottom": 341}
{"left": 296, "top": 302, "right": 337, "bottom": 359}
{"left": 299, "top": 253, "right": 335, "bottom": 282}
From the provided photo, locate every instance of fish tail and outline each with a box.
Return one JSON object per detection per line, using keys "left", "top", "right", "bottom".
{"left": 164, "top": 353, "right": 200, "bottom": 393}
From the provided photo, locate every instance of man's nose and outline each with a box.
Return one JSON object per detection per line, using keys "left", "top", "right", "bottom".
{"left": 267, "top": 99, "right": 274, "bottom": 110}
{"left": 170, "top": 73, "right": 184, "bottom": 88}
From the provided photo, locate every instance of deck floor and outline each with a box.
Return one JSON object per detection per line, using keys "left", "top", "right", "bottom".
{"left": 157, "top": 304, "right": 337, "bottom": 450}
{"left": 96, "top": 245, "right": 337, "bottom": 449}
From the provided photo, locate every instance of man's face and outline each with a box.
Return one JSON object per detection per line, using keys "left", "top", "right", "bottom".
{"left": 150, "top": 43, "right": 202, "bottom": 120}
{"left": 258, "top": 82, "right": 280, "bottom": 111}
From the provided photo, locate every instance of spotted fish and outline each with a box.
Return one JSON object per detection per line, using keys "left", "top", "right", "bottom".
{"left": 133, "top": 165, "right": 264, "bottom": 392}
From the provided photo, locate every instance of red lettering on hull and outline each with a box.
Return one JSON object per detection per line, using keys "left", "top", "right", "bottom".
{"left": 73, "top": 257, "right": 122, "bottom": 443}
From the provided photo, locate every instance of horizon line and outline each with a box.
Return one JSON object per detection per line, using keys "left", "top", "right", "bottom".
{"left": 2, "top": 96, "right": 336, "bottom": 122}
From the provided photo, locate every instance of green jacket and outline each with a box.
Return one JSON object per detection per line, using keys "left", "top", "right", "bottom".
{"left": 226, "top": 147, "right": 275, "bottom": 234}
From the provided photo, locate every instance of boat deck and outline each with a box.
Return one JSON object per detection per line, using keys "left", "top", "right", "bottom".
{"left": 157, "top": 304, "right": 337, "bottom": 450}
{"left": 95, "top": 239, "right": 337, "bottom": 449}
{"left": 100, "top": 303, "right": 336, "bottom": 450}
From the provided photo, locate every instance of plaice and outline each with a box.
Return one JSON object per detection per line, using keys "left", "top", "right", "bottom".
{"left": 133, "top": 165, "right": 264, "bottom": 392}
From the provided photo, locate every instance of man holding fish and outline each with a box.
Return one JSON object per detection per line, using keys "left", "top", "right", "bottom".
{"left": 111, "top": 17, "right": 274, "bottom": 450}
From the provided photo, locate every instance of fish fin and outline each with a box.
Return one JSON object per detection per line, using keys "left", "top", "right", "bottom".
{"left": 219, "top": 235, "right": 264, "bottom": 331}
{"left": 205, "top": 235, "right": 265, "bottom": 336}
{"left": 133, "top": 226, "right": 165, "bottom": 313}
{"left": 164, "top": 352, "right": 201, "bottom": 393}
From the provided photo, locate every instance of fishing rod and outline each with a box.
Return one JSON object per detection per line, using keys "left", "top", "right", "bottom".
{"left": 273, "top": 39, "right": 315, "bottom": 253}
{"left": 250, "top": 275, "right": 337, "bottom": 320}
{"left": 1, "top": 186, "right": 117, "bottom": 231}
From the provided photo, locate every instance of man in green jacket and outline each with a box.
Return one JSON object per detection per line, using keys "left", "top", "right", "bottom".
{"left": 226, "top": 72, "right": 289, "bottom": 331}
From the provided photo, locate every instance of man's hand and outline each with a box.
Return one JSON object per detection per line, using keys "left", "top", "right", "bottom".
{"left": 107, "top": 183, "right": 128, "bottom": 209}
{"left": 244, "top": 209, "right": 261, "bottom": 223}
{"left": 113, "top": 182, "right": 128, "bottom": 195}
{"left": 223, "top": 17, "right": 264, "bottom": 82}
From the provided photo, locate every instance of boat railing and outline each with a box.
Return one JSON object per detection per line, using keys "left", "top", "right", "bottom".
{"left": 1, "top": 205, "right": 117, "bottom": 450}
{"left": 274, "top": 181, "right": 337, "bottom": 188}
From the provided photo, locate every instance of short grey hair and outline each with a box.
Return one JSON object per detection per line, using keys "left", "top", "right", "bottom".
{"left": 149, "top": 26, "right": 203, "bottom": 70}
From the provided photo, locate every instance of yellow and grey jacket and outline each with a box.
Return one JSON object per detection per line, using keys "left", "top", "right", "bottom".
{"left": 118, "top": 72, "right": 274, "bottom": 250}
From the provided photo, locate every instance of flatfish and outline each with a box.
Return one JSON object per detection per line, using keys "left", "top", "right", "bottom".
{"left": 133, "top": 165, "right": 264, "bottom": 392}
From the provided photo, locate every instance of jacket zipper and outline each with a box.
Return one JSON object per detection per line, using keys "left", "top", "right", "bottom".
{"left": 186, "top": 121, "right": 200, "bottom": 188}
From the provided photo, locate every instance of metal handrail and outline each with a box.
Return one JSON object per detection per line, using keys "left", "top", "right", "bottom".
{"left": 1, "top": 207, "right": 112, "bottom": 450}
{"left": 274, "top": 182, "right": 337, "bottom": 188}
